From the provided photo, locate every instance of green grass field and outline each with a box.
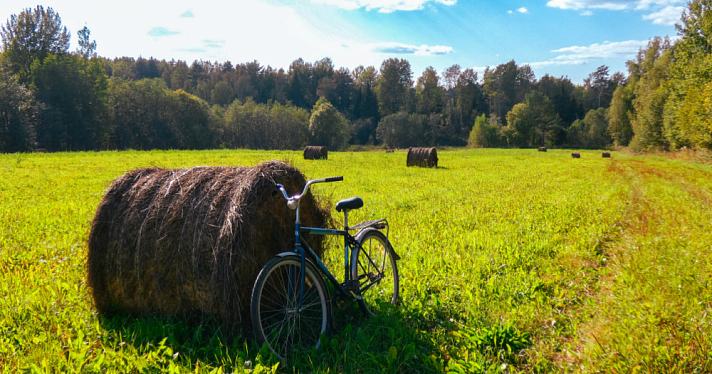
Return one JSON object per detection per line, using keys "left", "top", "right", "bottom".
{"left": 1, "top": 149, "right": 711, "bottom": 373}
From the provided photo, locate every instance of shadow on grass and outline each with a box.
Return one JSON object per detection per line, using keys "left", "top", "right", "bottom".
{"left": 98, "top": 312, "right": 263, "bottom": 370}
{"left": 98, "top": 300, "right": 444, "bottom": 373}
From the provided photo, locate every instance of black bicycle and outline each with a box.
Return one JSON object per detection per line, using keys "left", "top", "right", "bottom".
{"left": 250, "top": 176, "right": 400, "bottom": 360}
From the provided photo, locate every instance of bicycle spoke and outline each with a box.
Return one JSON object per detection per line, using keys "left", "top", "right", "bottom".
{"left": 253, "top": 256, "right": 328, "bottom": 360}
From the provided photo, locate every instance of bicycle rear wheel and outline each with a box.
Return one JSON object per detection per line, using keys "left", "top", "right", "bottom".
{"left": 251, "top": 255, "right": 329, "bottom": 360}
{"left": 351, "top": 229, "right": 399, "bottom": 316}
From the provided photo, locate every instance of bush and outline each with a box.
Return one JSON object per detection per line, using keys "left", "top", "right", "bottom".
{"left": 309, "top": 97, "right": 348, "bottom": 150}
{"left": 468, "top": 114, "right": 502, "bottom": 148}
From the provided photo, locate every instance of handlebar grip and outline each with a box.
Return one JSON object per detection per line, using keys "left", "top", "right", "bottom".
{"left": 325, "top": 176, "right": 343, "bottom": 182}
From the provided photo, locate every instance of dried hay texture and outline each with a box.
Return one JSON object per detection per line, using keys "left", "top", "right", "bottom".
{"left": 304, "top": 146, "right": 328, "bottom": 160}
{"left": 407, "top": 147, "right": 438, "bottom": 167}
{"left": 86, "top": 160, "right": 329, "bottom": 329}
{"left": 572, "top": 152, "right": 581, "bottom": 158}
{"left": 602, "top": 152, "right": 611, "bottom": 158}
{"left": 538, "top": 147, "right": 547, "bottom": 152}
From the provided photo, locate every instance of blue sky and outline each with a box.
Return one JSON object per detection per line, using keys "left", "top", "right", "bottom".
{"left": 1, "top": 0, "right": 684, "bottom": 84}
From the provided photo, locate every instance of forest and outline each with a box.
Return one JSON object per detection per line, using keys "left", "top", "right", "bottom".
{"left": 1, "top": 2, "right": 711, "bottom": 153}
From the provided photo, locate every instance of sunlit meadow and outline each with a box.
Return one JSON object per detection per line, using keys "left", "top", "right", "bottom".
{"left": 1, "top": 149, "right": 710, "bottom": 373}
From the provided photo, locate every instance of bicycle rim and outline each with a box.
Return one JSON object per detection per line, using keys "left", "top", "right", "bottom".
{"left": 252, "top": 257, "right": 328, "bottom": 360}
{"left": 352, "top": 230, "right": 399, "bottom": 315}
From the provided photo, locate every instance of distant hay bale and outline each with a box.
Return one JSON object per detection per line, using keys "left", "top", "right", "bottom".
{"left": 572, "top": 152, "right": 581, "bottom": 158}
{"left": 602, "top": 152, "right": 611, "bottom": 158}
{"left": 538, "top": 147, "right": 547, "bottom": 152}
{"left": 86, "top": 160, "right": 329, "bottom": 329}
{"left": 386, "top": 149, "right": 395, "bottom": 153}
{"left": 303, "top": 146, "right": 328, "bottom": 160}
{"left": 407, "top": 147, "right": 438, "bottom": 167}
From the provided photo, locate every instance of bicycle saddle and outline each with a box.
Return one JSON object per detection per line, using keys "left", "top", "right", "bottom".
{"left": 335, "top": 197, "right": 363, "bottom": 212}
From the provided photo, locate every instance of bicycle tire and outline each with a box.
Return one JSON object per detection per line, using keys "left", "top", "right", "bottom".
{"left": 251, "top": 255, "right": 329, "bottom": 360}
{"left": 351, "top": 229, "right": 399, "bottom": 316}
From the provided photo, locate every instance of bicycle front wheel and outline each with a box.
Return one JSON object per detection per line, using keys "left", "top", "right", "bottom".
{"left": 351, "top": 229, "right": 399, "bottom": 316}
{"left": 251, "top": 256, "right": 329, "bottom": 360}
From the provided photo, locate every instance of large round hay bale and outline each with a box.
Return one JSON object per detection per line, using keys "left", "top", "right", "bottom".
{"left": 86, "top": 160, "right": 329, "bottom": 329}
{"left": 406, "top": 147, "right": 438, "bottom": 167}
{"left": 572, "top": 152, "right": 581, "bottom": 158}
{"left": 538, "top": 147, "right": 547, "bottom": 152}
{"left": 602, "top": 152, "right": 611, "bottom": 158}
{"left": 303, "top": 146, "right": 328, "bottom": 160}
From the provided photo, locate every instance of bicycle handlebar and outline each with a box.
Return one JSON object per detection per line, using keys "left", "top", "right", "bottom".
{"left": 276, "top": 176, "right": 343, "bottom": 203}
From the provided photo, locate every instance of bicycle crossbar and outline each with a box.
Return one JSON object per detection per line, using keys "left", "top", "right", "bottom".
{"left": 300, "top": 227, "right": 346, "bottom": 236}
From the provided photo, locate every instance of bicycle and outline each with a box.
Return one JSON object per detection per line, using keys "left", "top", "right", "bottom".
{"left": 250, "top": 176, "right": 400, "bottom": 360}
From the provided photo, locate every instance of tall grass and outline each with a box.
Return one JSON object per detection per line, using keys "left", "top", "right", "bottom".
{"left": 0, "top": 149, "right": 709, "bottom": 373}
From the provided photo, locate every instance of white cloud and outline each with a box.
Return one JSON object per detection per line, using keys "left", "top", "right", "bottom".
{"left": 642, "top": 5, "right": 684, "bottom": 25}
{"left": 546, "top": 0, "right": 633, "bottom": 11}
{"left": 372, "top": 42, "right": 454, "bottom": 56}
{"left": 635, "top": 0, "right": 684, "bottom": 10}
{"left": 309, "top": 0, "right": 456, "bottom": 13}
{"left": 546, "top": 0, "right": 683, "bottom": 11}
{"left": 547, "top": 0, "right": 685, "bottom": 25}
{"left": 528, "top": 39, "right": 648, "bottom": 67}
{"left": 508, "top": 10, "right": 514, "bottom": 14}
{"left": 518, "top": 7, "right": 528, "bottom": 13}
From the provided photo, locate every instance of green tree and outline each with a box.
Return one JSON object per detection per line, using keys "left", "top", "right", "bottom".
{"left": 270, "top": 101, "right": 310, "bottom": 149}
{"left": 165, "top": 89, "right": 216, "bottom": 149}
{"left": 583, "top": 107, "right": 611, "bottom": 148}
{"left": 211, "top": 81, "right": 234, "bottom": 106}
{"left": 416, "top": 66, "right": 444, "bottom": 115}
{"left": 309, "top": 97, "right": 348, "bottom": 150}
{"left": 503, "top": 91, "right": 560, "bottom": 147}
{"left": 566, "top": 108, "right": 612, "bottom": 148}
{"left": 351, "top": 65, "right": 379, "bottom": 141}
{"left": 456, "top": 68, "right": 485, "bottom": 130}
{"left": 1, "top": 6, "right": 70, "bottom": 82}
{"left": 76, "top": 26, "right": 96, "bottom": 59}
{"left": 608, "top": 85, "right": 634, "bottom": 146}
{"left": 107, "top": 78, "right": 171, "bottom": 150}
{"left": 663, "top": 0, "right": 712, "bottom": 149}
{"left": 223, "top": 98, "right": 270, "bottom": 149}
{"left": 468, "top": 114, "right": 501, "bottom": 148}
{"left": 536, "top": 74, "right": 581, "bottom": 127}
{"left": 483, "top": 60, "right": 534, "bottom": 123}
{"left": 31, "top": 53, "right": 108, "bottom": 151}
{"left": 287, "top": 58, "right": 314, "bottom": 109}
{"left": 503, "top": 103, "right": 531, "bottom": 147}
{"left": 628, "top": 37, "right": 673, "bottom": 151}
{"left": 567, "top": 119, "right": 586, "bottom": 148}
{"left": 376, "top": 111, "right": 429, "bottom": 148}
{"left": 0, "top": 67, "right": 37, "bottom": 152}
{"left": 375, "top": 58, "right": 413, "bottom": 116}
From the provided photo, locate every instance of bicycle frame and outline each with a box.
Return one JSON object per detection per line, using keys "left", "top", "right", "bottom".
{"left": 275, "top": 178, "right": 387, "bottom": 309}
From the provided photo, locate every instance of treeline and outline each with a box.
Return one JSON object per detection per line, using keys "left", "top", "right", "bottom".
{"left": 1, "top": 3, "right": 711, "bottom": 153}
